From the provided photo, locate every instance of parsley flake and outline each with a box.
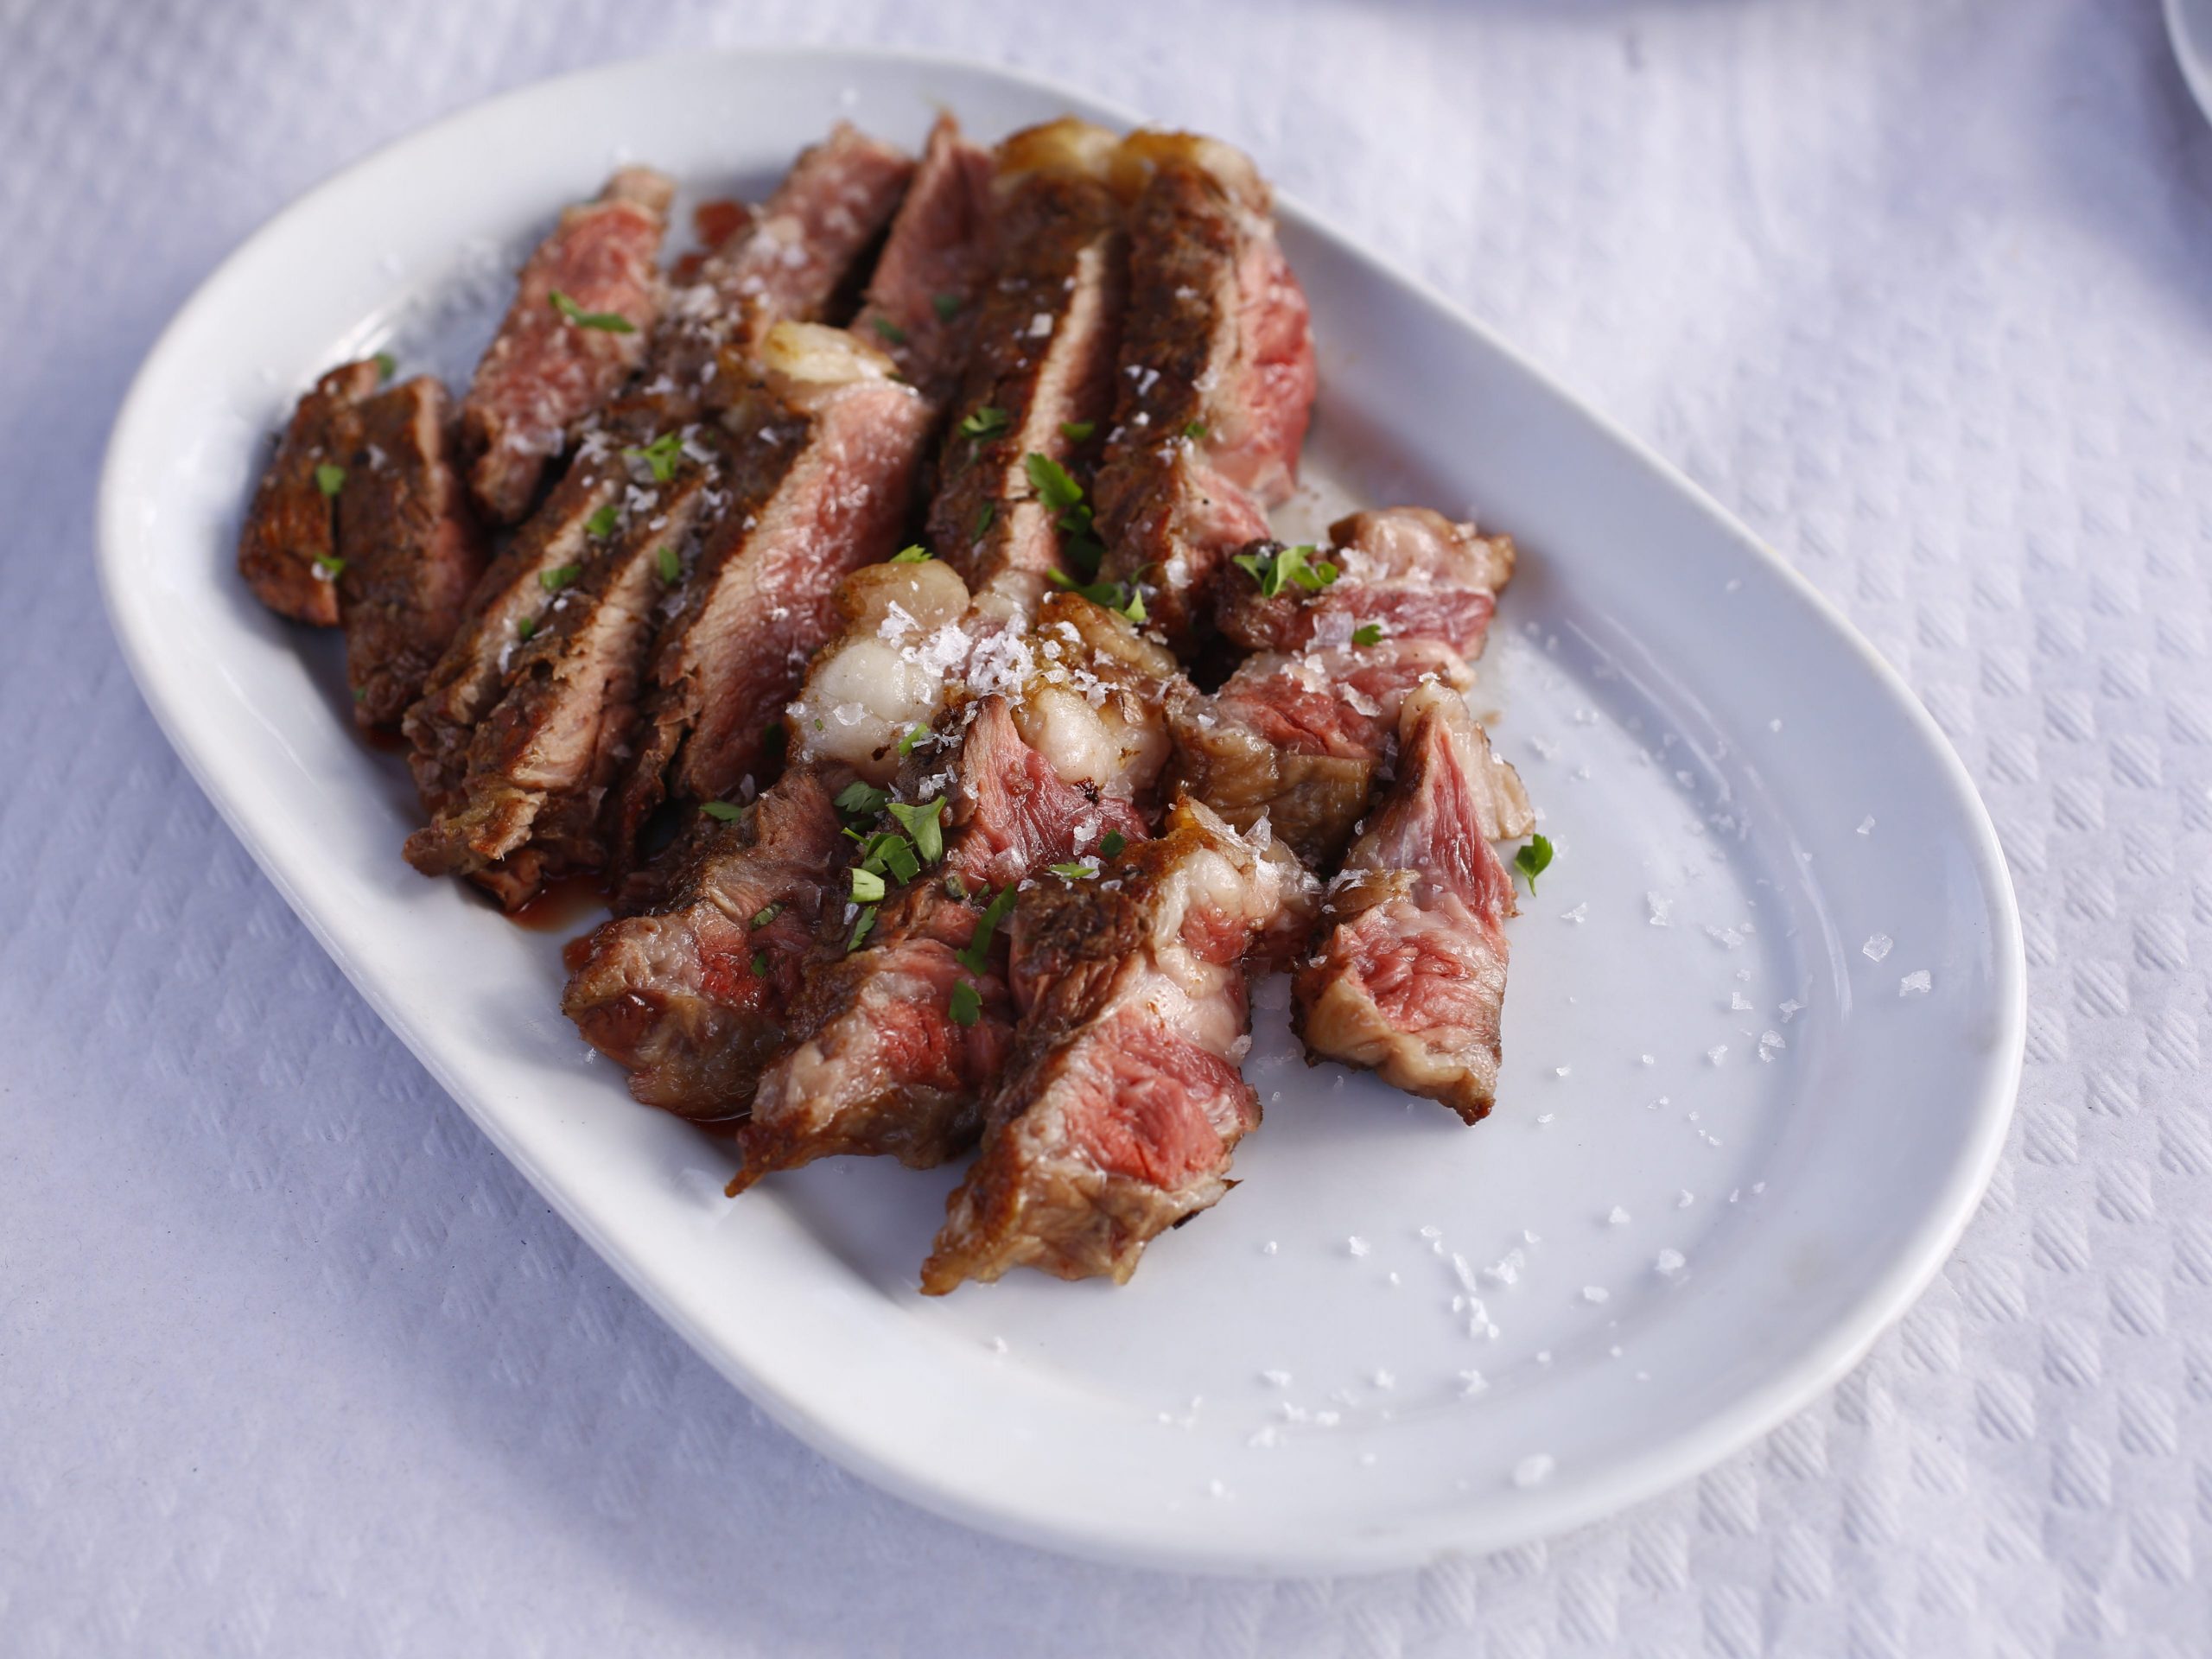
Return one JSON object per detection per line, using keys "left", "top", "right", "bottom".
{"left": 750, "top": 903, "right": 780, "bottom": 927}
{"left": 1048, "top": 859, "right": 1098, "bottom": 880}
{"left": 848, "top": 906, "right": 879, "bottom": 952}
{"left": 1514, "top": 834, "right": 1554, "bottom": 893}
{"left": 948, "top": 980, "right": 982, "bottom": 1027}
{"left": 1231, "top": 542, "right": 1339, "bottom": 600}
{"left": 315, "top": 462, "right": 346, "bottom": 497}
{"left": 1024, "top": 452, "right": 1084, "bottom": 514}
{"left": 870, "top": 316, "right": 908, "bottom": 346}
{"left": 972, "top": 501, "right": 995, "bottom": 540}
{"left": 1046, "top": 567, "right": 1144, "bottom": 623}
{"left": 312, "top": 553, "right": 346, "bottom": 581}
{"left": 931, "top": 293, "right": 962, "bottom": 321}
{"left": 586, "top": 504, "right": 620, "bottom": 539}
{"left": 898, "top": 725, "right": 928, "bottom": 758}
{"left": 1058, "top": 420, "right": 1096, "bottom": 442}
{"left": 1099, "top": 830, "right": 1126, "bottom": 858}
{"left": 886, "top": 796, "right": 946, "bottom": 864}
{"left": 550, "top": 289, "right": 637, "bottom": 333}
{"left": 958, "top": 406, "right": 1009, "bottom": 442}
{"left": 656, "top": 544, "right": 681, "bottom": 583}
{"left": 957, "top": 886, "right": 1017, "bottom": 974}
{"left": 750, "top": 950, "right": 769, "bottom": 976}
{"left": 539, "top": 563, "right": 581, "bottom": 592}
{"left": 624, "top": 431, "right": 684, "bottom": 483}
{"left": 700, "top": 799, "right": 742, "bottom": 821}
{"left": 850, "top": 867, "right": 887, "bottom": 904}
{"left": 515, "top": 616, "right": 537, "bottom": 641}
{"left": 1184, "top": 419, "right": 1208, "bottom": 440}
{"left": 888, "top": 544, "right": 933, "bottom": 563}
{"left": 1352, "top": 622, "right": 1385, "bottom": 647}
{"left": 372, "top": 352, "right": 397, "bottom": 381}
{"left": 835, "top": 780, "right": 890, "bottom": 820}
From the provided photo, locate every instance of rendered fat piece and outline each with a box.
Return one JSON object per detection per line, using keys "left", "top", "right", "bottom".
{"left": 789, "top": 559, "right": 973, "bottom": 784}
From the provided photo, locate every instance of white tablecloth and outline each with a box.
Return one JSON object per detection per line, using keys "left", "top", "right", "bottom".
{"left": 5, "top": 1, "right": 2208, "bottom": 1652}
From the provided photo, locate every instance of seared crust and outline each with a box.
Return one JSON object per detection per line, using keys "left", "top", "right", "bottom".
{"left": 237, "top": 359, "right": 382, "bottom": 626}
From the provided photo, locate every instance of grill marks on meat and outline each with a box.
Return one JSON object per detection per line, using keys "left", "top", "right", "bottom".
{"left": 238, "top": 359, "right": 382, "bottom": 626}
{"left": 735, "top": 693, "right": 1147, "bottom": 1189}
{"left": 850, "top": 115, "right": 996, "bottom": 405}
{"left": 1094, "top": 136, "right": 1316, "bottom": 652}
{"left": 1293, "top": 683, "right": 1533, "bottom": 1122}
{"left": 925, "top": 119, "right": 1128, "bottom": 625}
{"left": 613, "top": 325, "right": 935, "bottom": 870}
{"left": 461, "top": 168, "right": 674, "bottom": 524}
{"left": 335, "top": 377, "right": 490, "bottom": 730}
{"left": 560, "top": 768, "right": 846, "bottom": 1119}
{"left": 921, "top": 796, "right": 1311, "bottom": 1293}
{"left": 403, "top": 464, "right": 721, "bottom": 906}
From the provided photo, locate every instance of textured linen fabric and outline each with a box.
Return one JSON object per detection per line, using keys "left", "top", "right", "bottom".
{"left": 3, "top": 1, "right": 2209, "bottom": 1653}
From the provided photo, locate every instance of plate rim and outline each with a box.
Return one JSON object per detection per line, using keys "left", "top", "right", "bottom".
{"left": 96, "top": 42, "right": 2027, "bottom": 1575}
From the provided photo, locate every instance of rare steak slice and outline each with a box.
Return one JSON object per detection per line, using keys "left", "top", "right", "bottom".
{"left": 1293, "top": 683, "right": 1534, "bottom": 1122}
{"left": 237, "top": 357, "right": 383, "bottom": 626}
{"left": 920, "top": 795, "right": 1311, "bottom": 1292}
{"left": 403, "top": 465, "right": 721, "bottom": 907}
{"left": 1215, "top": 508, "right": 1516, "bottom": 658}
{"left": 610, "top": 322, "right": 935, "bottom": 870}
{"left": 1092, "top": 133, "right": 1316, "bottom": 652}
{"left": 334, "top": 376, "right": 489, "bottom": 730}
{"left": 849, "top": 114, "right": 996, "bottom": 407}
{"left": 461, "top": 167, "right": 674, "bottom": 524}
{"left": 925, "top": 118, "right": 1129, "bottom": 624}
{"left": 559, "top": 766, "right": 847, "bottom": 1120}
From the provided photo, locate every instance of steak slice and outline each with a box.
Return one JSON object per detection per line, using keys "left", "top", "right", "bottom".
{"left": 611, "top": 323, "right": 935, "bottom": 869}
{"left": 1216, "top": 509, "right": 1516, "bottom": 657}
{"left": 785, "top": 557, "right": 975, "bottom": 785}
{"left": 850, "top": 114, "right": 996, "bottom": 406}
{"left": 462, "top": 167, "right": 675, "bottom": 524}
{"left": 402, "top": 464, "right": 721, "bottom": 907}
{"left": 560, "top": 766, "right": 847, "bottom": 1120}
{"left": 920, "top": 795, "right": 1311, "bottom": 1293}
{"left": 733, "top": 692, "right": 1149, "bottom": 1190}
{"left": 1093, "top": 135, "right": 1316, "bottom": 652}
{"left": 237, "top": 358, "right": 382, "bottom": 626}
{"left": 1293, "top": 683, "right": 1533, "bottom": 1122}
{"left": 334, "top": 377, "right": 489, "bottom": 730}
{"left": 925, "top": 119, "right": 1129, "bottom": 625}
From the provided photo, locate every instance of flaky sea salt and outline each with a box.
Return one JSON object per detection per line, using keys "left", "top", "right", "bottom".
{"left": 1656, "top": 1249, "right": 1687, "bottom": 1276}
{"left": 1582, "top": 1286, "right": 1611, "bottom": 1304}
{"left": 1513, "top": 1453, "right": 1556, "bottom": 1489}
{"left": 1347, "top": 1236, "right": 1370, "bottom": 1258}
{"left": 1900, "top": 969, "right": 1932, "bottom": 995}
{"left": 1864, "top": 933, "right": 1893, "bottom": 963}
{"left": 1608, "top": 1206, "right": 1631, "bottom": 1226}
{"left": 1857, "top": 816, "right": 1876, "bottom": 836}
{"left": 1647, "top": 893, "right": 1673, "bottom": 927}
{"left": 1707, "top": 1045, "right": 1728, "bottom": 1065}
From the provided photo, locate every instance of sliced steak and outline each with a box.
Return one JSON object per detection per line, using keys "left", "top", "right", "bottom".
{"left": 334, "top": 377, "right": 489, "bottom": 730}
{"left": 612, "top": 323, "right": 935, "bottom": 869}
{"left": 1093, "top": 135, "right": 1316, "bottom": 652}
{"left": 1216, "top": 509, "right": 1515, "bottom": 657}
{"left": 461, "top": 167, "right": 675, "bottom": 524}
{"left": 1293, "top": 683, "right": 1533, "bottom": 1122}
{"left": 560, "top": 766, "right": 847, "bottom": 1120}
{"left": 785, "top": 557, "right": 975, "bottom": 785}
{"left": 734, "top": 692, "right": 1148, "bottom": 1190}
{"left": 237, "top": 358, "right": 382, "bottom": 626}
{"left": 920, "top": 795, "right": 1312, "bottom": 1293}
{"left": 925, "top": 119, "right": 1129, "bottom": 624}
{"left": 403, "top": 464, "right": 721, "bottom": 906}
{"left": 851, "top": 114, "right": 996, "bottom": 405}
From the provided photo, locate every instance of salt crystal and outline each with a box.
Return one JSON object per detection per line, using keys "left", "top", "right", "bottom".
{"left": 1347, "top": 1236, "right": 1370, "bottom": 1257}
{"left": 1562, "top": 902, "right": 1588, "bottom": 923}
{"left": 1779, "top": 998, "right": 1804, "bottom": 1022}
{"left": 1207, "top": 1478, "right": 1228, "bottom": 1498}
{"left": 1656, "top": 1249, "right": 1687, "bottom": 1275}
{"left": 1863, "top": 933, "right": 1893, "bottom": 963}
{"left": 1583, "top": 1286, "right": 1611, "bottom": 1304}
{"left": 1899, "top": 969, "right": 1932, "bottom": 995}
{"left": 1458, "top": 1370, "right": 1488, "bottom": 1396}
{"left": 1607, "top": 1206, "right": 1631, "bottom": 1226}
{"left": 988, "top": 1336, "right": 1007, "bottom": 1353}
{"left": 1554, "top": 1065, "right": 1571, "bottom": 1078}
{"left": 1769, "top": 718, "right": 1783, "bottom": 733}
{"left": 1707, "top": 1045, "right": 1728, "bottom": 1065}
{"left": 1640, "top": 1054, "right": 1656, "bottom": 1066}
{"left": 1678, "top": 1189, "right": 1695, "bottom": 1208}
{"left": 1261, "top": 1369, "right": 1292, "bottom": 1388}
{"left": 1646, "top": 893, "right": 1672, "bottom": 926}
{"left": 1262, "top": 1241, "right": 1278, "bottom": 1256}
{"left": 1857, "top": 816, "right": 1875, "bottom": 836}
{"left": 1248, "top": 1426, "right": 1281, "bottom": 1450}
{"left": 1730, "top": 991, "right": 1753, "bottom": 1012}
{"left": 1372, "top": 1370, "right": 1396, "bottom": 1389}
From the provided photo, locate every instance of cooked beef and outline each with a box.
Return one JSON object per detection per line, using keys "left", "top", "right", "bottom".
{"left": 402, "top": 463, "right": 721, "bottom": 906}
{"left": 785, "top": 557, "right": 974, "bottom": 784}
{"left": 850, "top": 115, "right": 996, "bottom": 405}
{"left": 560, "top": 766, "right": 847, "bottom": 1119}
{"left": 1093, "top": 134, "right": 1316, "bottom": 652}
{"left": 334, "top": 377, "right": 489, "bottom": 730}
{"left": 237, "top": 358, "right": 383, "bottom": 626}
{"left": 1293, "top": 683, "right": 1533, "bottom": 1122}
{"left": 402, "top": 459, "right": 626, "bottom": 816}
{"left": 1216, "top": 509, "right": 1515, "bottom": 657}
{"left": 733, "top": 692, "right": 1149, "bottom": 1190}
{"left": 461, "top": 168, "right": 674, "bottom": 524}
{"left": 611, "top": 323, "right": 935, "bottom": 869}
{"left": 920, "top": 795, "right": 1313, "bottom": 1293}
{"left": 925, "top": 119, "right": 1129, "bottom": 624}
{"left": 1001, "top": 590, "right": 1182, "bottom": 806}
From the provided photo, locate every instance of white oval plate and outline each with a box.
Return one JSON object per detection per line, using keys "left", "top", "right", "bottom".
{"left": 99, "top": 48, "right": 2024, "bottom": 1576}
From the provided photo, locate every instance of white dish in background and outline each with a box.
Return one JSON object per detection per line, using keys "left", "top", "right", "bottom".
{"left": 98, "top": 48, "right": 2024, "bottom": 1575}
{"left": 2170, "top": 0, "right": 2212, "bottom": 127}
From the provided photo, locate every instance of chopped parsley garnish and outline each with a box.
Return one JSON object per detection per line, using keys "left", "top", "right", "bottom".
{"left": 870, "top": 316, "right": 908, "bottom": 346}
{"left": 1352, "top": 622, "right": 1385, "bottom": 647}
{"left": 850, "top": 867, "right": 887, "bottom": 904}
{"left": 656, "top": 544, "right": 681, "bottom": 583}
{"left": 888, "top": 544, "right": 933, "bottom": 563}
{"left": 750, "top": 950, "right": 769, "bottom": 976}
{"left": 372, "top": 352, "right": 397, "bottom": 381}
{"left": 1046, "top": 567, "right": 1144, "bottom": 623}
{"left": 515, "top": 616, "right": 537, "bottom": 641}
{"left": 843, "top": 826, "right": 921, "bottom": 885}
{"left": 848, "top": 906, "right": 879, "bottom": 952}
{"left": 948, "top": 980, "right": 982, "bottom": 1027}
{"left": 835, "top": 780, "right": 890, "bottom": 819}
{"left": 931, "top": 293, "right": 962, "bottom": 321}
{"left": 886, "top": 796, "right": 946, "bottom": 864}
{"left": 1047, "top": 860, "right": 1097, "bottom": 880}
{"left": 1099, "top": 830, "right": 1126, "bottom": 858}
{"left": 1184, "top": 419, "right": 1208, "bottom": 440}
{"left": 957, "top": 886, "right": 1018, "bottom": 974}
{"left": 750, "top": 903, "right": 780, "bottom": 927}
{"left": 1231, "top": 542, "right": 1339, "bottom": 600}
{"left": 972, "top": 501, "right": 995, "bottom": 539}
{"left": 539, "top": 563, "right": 582, "bottom": 592}
{"left": 315, "top": 462, "right": 346, "bottom": 497}
{"left": 1058, "top": 420, "right": 1096, "bottom": 442}
{"left": 898, "top": 725, "right": 928, "bottom": 758}
{"left": 624, "top": 431, "right": 685, "bottom": 483}
{"left": 586, "top": 504, "right": 620, "bottom": 539}
{"left": 1514, "top": 834, "right": 1554, "bottom": 893}
{"left": 312, "top": 553, "right": 346, "bottom": 580}
{"left": 700, "top": 799, "right": 742, "bottom": 821}
{"left": 550, "top": 289, "right": 637, "bottom": 332}
{"left": 1023, "top": 451, "right": 1108, "bottom": 575}
{"left": 944, "top": 873, "right": 969, "bottom": 900}
{"left": 958, "top": 406, "right": 1009, "bottom": 442}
